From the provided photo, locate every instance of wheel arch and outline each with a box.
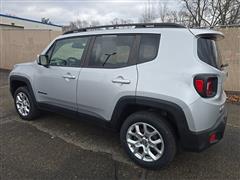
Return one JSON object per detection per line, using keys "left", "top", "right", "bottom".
{"left": 10, "top": 75, "right": 37, "bottom": 105}
{"left": 110, "top": 96, "right": 190, "bottom": 140}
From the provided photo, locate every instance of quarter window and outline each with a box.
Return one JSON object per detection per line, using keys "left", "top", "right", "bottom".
{"left": 87, "top": 35, "right": 134, "bottom": 68}
{"left": 138, "top": 34, "right": 160, "bottom": 63}
{"left": 50, "top": 37, "right": 89, "bottom": 67}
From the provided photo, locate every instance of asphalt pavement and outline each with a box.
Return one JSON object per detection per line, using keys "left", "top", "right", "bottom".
{"left": 0, "top": 70, "right": 239, "bottom": 180}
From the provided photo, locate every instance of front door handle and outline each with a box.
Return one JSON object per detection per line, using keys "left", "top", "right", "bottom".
{"left": 112, "top": 76, "right": 131, "bottom": 84}
{"left": 62, "top": 74, "right": 76, "bottom": 79}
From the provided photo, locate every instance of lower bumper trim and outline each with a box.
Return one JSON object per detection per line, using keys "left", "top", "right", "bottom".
{"left": 180, "top": 114, "right": 227, "bottom": 152}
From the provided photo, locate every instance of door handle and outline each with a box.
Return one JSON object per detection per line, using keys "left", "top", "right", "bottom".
{"left": 62, "top": 74, "right": 76, "bottom": 79}
{"left": 112, "top": 77, "right": 131, "bottom": 84}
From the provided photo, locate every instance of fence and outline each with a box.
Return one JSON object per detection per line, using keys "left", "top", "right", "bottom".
{"left": 0, "top": 28, "right": 239, "bottom": 92}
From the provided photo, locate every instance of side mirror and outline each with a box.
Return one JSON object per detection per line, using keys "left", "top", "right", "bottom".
{"left": 38, "top": 55, "right": 49, "bottom": 67}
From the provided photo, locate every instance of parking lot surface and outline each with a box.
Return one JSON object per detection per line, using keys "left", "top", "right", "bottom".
{"left": 0, "top": 70, "right": 240, "bottom": 180}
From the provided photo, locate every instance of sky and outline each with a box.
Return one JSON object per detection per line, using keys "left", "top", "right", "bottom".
{"left": 0, "top": 0, "right": 182, "bottom": 26}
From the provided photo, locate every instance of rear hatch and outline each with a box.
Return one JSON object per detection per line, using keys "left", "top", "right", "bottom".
{"left": 190, "top": 29, "right": 227, "bottom": 98}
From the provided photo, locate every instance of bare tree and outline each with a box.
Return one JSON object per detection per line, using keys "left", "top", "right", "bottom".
{"left": 72, "top": 19, "right": 89, "bottom": 28}
{"left": 158, "top": 3, "right": 171, "bottom": 23}
{"left": 90, "top": 20, "right": 100, "bottom": 27}
{"left": 63, "top": 19, "right": 101, "bottom": 32}
{"left": 139, "top": 1, "right": 191, "bottom": 26}
{"left": 181, "top": 0, "right": 209, "bottom": 26}
{"left": 215, "top": 0, "right": 240, "bottom": 25}
{"left": 182, "top": 0, "right": 240, "bottom": 27}
{"left": 139, "top": 0, "right": 157, "bottom": 23}
{"left": 140, "top": 0, "right": 239, "bottom": 27}
{"left": 111, "top": 18, "right": 133, "bottom": 25}
{"left": 143, "top": 1, "right": 191, "bottom": 26}
{"left": 41, "top": 17, "right": 51, "bottom": 24}
{"left": 169, "top": 9, "right": 193, "bottom": 26}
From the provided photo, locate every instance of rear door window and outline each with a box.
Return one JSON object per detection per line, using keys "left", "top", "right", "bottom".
{"left": 87, "top": 35, "right": 134, "bottom": 68}
{"left": 197, "top": 38, "right": 222, "bottom": 69}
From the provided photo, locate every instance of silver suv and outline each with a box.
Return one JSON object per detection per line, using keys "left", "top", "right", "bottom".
{"left": 9, "top": 23, "right": 228, "bottom": 169}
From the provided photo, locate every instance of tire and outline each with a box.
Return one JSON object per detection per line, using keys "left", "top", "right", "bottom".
{"left": 14, "top": 86, "right": 39, "bottom": 120}
{"left": 120, "top": 111, "right": 177, "bottom": 169}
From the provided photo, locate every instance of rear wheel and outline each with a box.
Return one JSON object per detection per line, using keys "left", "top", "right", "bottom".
{"left": 120, "top": 111, "right": 176, "bottom": 169}
{"left": 14, "top": 86, "right": 39, "bottom": 120}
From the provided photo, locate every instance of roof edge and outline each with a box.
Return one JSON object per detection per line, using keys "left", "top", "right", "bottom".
{"left": 0, "top": 14, "right": 62, "bottom": 28}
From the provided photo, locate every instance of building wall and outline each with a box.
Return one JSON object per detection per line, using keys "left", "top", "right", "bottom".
{"left": 0, "top": 24, "right": 24, "bottom": 29}
{"left": 217, "top": 27, "right": 240, "bottom": 92}
{"left": 0, "top": 16, "right": 62, "bottom": 31}
{"left": 0, "top": 29, "right": 61, "bottom": 69}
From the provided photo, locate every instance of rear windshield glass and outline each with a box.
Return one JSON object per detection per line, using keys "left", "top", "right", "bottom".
{"left": 197, "top": 38, "right": 222, "bottom": 69}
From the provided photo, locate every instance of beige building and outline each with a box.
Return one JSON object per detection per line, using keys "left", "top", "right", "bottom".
{"left": 0, "top": 14, "right": 62, "bottom": 31}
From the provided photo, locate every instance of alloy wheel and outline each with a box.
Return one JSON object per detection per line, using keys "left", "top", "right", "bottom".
{"left": 16, "top": 92, "right": 30, "bottom": 116}
{"left": 126, "top": 122, "right": 164, "bottom": 162}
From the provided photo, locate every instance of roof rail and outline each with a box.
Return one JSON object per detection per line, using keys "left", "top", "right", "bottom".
{"left": 63, "top": 23, "right": 185, "bottom": 35}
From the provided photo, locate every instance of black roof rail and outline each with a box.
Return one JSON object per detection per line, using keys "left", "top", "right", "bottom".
{"left": 63, "top": 23, "right": 185, "bottom": 35}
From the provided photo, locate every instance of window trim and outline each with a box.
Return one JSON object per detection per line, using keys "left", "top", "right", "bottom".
{"left": 83, "top": 34, "right": 138, "bottom": 69}
{"left": 45, "top": 36, "right": 92, "bottom": 68}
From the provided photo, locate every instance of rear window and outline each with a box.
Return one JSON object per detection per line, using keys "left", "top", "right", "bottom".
{"left": 197, "top": 38, "right": 222, "bottom": 69}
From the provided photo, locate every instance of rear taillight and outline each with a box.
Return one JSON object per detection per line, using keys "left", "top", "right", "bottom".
{"left": 194, "top": 79, "right": 204, "bottom": 94}
{"left": 194, "top": 75, "right": 218, "bottom": 98}
{"left": 206, "top": 78, "right": 214, "bottom": 96}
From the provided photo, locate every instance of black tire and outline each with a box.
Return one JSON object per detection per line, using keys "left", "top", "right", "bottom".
{"left": 14, "top": 86, "right": 39, "bottom": 120}
{"left": 120, "top": 111, "right": 177, "bottom": 169}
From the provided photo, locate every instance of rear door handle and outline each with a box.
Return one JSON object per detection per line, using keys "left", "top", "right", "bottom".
{"left": 112, "top": 76, "right": 131, "bottom": 84}
{"left": 62, "top": 74, "right": 76, "bottom": 79}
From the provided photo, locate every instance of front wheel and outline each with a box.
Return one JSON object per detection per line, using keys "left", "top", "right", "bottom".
{"left": 120, "top": 111, "right": 177, "bottom": 169}
{"left": 14, "top": 86, "right": 39, "bottom": 120}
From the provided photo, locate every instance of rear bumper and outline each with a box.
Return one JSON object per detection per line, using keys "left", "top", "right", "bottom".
{"left": 180, "top": 110, "right": 227, "bottom": 152}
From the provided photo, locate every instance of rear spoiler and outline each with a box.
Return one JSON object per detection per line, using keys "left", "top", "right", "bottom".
{"left": 188, "top": 28, "right": 224, "bottom": 40}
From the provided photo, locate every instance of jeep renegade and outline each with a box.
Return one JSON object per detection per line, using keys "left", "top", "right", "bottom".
{"left": 9, "top": 23, "right": 228, "bottom": 169}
